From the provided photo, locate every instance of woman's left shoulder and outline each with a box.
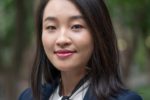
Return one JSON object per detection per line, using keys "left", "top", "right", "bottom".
{"left": 112, "top": 89, "right": 143, "bottom": 100}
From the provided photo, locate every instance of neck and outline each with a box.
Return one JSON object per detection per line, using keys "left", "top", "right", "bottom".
{"left": 60, "top": 68, "right": 86, "bottom": 96}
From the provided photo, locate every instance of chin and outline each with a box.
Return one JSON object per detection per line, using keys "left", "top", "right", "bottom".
{"left": 55, "top": 66, "right": 76, "bottom": 72}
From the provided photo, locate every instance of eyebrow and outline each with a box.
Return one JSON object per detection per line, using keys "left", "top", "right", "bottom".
{"left": 44, "top": 17, "right": 56, "bottom": 22}
{"left": 43, "top": 15, "right": 84, "bottom": 22}
{"left": 69, "top": 15, "right": 83, "bottom": 20}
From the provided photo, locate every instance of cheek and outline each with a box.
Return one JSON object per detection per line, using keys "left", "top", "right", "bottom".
{"left": 42, "top": 33, "right": 48, "bottom": 48}
{"left": 76, "top": 31, "right": 94, "bottom": 61}
{"left": 81, "top": 40, "right": 93, "bottom": 58}
{"left": 77, "top": 31, "right": 93, "bottom": 51}
{"left": 42, "top": 33, "right": 54, "bottom": 51}
{"left": 82, "top": 32, "right": 93, "bottom": 55}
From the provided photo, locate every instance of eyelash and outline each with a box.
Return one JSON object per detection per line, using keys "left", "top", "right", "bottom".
{"left": 45, "top": 26, "right": 56, "bottom": 31}
{"left": 45, "top": 24, "right": 84, "bottom": 32}
{"left": 71, "top": 24, "right": 83, "bottom": 31}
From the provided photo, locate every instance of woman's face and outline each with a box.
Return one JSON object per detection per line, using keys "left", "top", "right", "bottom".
{"left": 42, "top": 0, "right": 93, "bottom": 72}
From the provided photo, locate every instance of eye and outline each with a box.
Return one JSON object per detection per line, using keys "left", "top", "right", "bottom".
{"left": 45, "top": 26, "right": 56, "bottom": 32}
{"left": 71, "top": 24, "right": 83, "bottom": 31}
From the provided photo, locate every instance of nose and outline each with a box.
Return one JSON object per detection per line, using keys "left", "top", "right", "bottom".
{"left": 56, "top": 29, "right": 71, "bottom": 47}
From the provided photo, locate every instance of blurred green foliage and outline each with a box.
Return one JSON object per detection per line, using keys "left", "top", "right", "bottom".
{"left": 106, "top": 0, "right": 150, "bottom": 67}
{"left": 107, "top": 0, "right": 150, "bottom": 33}
{"left": 134, "top": 37, "right": 147, "bottom": 71}
{"left": 0, "top": 0, "right": 34, "bottom": 70}
{"left": 106, "top": 1, "right": 150, "bottom": 99}
{"left": 136, "top": 85, "right": 150, "bottom": 100}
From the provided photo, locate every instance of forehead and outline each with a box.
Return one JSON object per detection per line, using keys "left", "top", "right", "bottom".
{"left": 43, "top": 0, "right": 82, "bottom": 20}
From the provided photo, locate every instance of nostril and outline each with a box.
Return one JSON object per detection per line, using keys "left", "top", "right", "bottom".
{"left": 56, "top": 36, "right": 71, "bottom": 47}
{"left": 57, "top": 42, "right": 70, "bottom": 47}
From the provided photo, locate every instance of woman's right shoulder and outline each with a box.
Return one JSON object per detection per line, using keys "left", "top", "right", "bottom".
{"left": 18, "top": 88, "right": 33, "bottom": 100}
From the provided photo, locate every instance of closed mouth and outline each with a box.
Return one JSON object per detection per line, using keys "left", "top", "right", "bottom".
{"left": 54, "top": 50, "right": 76, "bottom": 58}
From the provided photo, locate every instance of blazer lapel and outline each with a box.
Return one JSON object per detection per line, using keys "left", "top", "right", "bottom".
{"left": 83, "top": 87, "right": 97, "bottom": 100}
{"left": 42, "top": 82, "right": 59, "bottom": 100}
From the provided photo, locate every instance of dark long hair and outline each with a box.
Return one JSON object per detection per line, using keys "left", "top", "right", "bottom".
{"left": 31, "top": 0, "right": 124, "bottom": 100}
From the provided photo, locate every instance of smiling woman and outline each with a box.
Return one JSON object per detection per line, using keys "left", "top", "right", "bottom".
{"left": 19, "top": 0, "right": 142, "bottom": 100}
{"left": 42, "top": 0, "right": 93, "bottom": 73}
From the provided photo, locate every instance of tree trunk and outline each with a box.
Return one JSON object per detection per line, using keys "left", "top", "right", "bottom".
{"left": 121, "top": 29, "right": 139, "bottom": 81}
{"left": 2, "top": 0, "right": 29, "bottom": 99}
{"left": 3, "top": 72, "right": 18, "bottom": 100}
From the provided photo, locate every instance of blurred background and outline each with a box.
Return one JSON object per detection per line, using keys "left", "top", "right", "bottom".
{"left": 0, "top": 0, "right": 150, "bottom": 100}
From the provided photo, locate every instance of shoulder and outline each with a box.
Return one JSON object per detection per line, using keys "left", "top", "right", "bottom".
{"left": 18, "top": 83, "right": 58, "bottom": 100}
{"left": 18, "top": 88, "right": 33, "bottom": 100}
{"left": 112, "top": 89, "right": 143, "bottom": 100}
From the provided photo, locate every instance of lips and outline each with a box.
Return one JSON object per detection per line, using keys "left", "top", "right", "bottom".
{"left": 54, "top": 50, "right": 76, "bottom": 58}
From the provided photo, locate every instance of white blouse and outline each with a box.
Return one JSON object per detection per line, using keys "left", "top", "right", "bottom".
{"left": 49, "top": 81, "right": 89, "bottom": 100}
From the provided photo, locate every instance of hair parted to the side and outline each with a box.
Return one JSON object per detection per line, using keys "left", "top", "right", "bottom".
{"left": 31, "top": 0, "right": 124, "bottom": 100}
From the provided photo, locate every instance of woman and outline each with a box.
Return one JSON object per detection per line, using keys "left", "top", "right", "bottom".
{"left": 19, "top": 0, "right": 142, "bottom": 100}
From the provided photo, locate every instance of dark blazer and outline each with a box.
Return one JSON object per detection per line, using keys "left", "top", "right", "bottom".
{"left": 19, "top": 83, "right": 142, "bottom": 100}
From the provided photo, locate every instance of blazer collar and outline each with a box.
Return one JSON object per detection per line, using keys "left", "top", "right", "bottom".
{"left": 42, "top": 82, "right": 96, "bottom": 100}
